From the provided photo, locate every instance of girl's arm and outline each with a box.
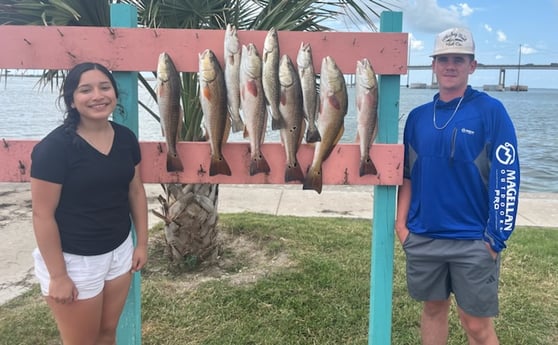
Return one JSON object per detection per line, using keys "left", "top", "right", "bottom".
{"left": 128, "top": 165, "right": 148, "bottom": 272}
{"left": 31, "top": 177, "right": 78, "bottom": 302}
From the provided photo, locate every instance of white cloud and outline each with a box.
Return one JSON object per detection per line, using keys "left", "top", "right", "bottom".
{"left": 458, "top": 3, "right": 474, "bottom": 16}
{"left": 496, "top": 30, "right": 507, "bottom": 42}
{"left": 403, "top": 0, "right": 465, "bottom": 32}
{"left": 521, "top": 45, "right": 537, "bottom": 55}
{"left": 409, "top": 33, "right": 425, "bottom": 51}
{"left": 495, "top": 54, "right": 503, "bottom": 60}
{"left": 483, "top": 24, "right": 492, "bottom": 33}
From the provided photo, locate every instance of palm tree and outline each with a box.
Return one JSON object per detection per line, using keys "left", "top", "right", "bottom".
{"left": 0, "top": 0, "right": 394, "bottom": 266}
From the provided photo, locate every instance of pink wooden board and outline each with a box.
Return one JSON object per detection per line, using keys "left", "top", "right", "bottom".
{"left": 0, "top": 26, "right": 408, "bottom": 75}
{"left": 0, "top": 140, "right": 403, "bottom": 185}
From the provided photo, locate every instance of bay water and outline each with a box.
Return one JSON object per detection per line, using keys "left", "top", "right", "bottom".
{"left": 1, "top": 76, "right": 556, "bottom": 193}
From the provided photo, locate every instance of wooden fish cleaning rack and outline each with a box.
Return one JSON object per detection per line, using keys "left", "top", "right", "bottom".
{"left": 0, "top": 5, "right": 407, "bottom": 345}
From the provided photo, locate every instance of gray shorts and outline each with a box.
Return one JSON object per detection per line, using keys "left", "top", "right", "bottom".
{"left": 402, "top": 233, "right": 501, "bottom": 317}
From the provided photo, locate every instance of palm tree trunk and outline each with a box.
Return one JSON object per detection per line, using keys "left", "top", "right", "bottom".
{"left": 155, "top": 183, "right": 220, "bottom": 265}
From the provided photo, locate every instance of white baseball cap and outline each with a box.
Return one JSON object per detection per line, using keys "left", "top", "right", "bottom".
{"left": 431, "top": 27, "right": 475, "bottom": 57}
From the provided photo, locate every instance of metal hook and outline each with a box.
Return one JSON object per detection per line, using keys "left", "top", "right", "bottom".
{"left": 18, "top": 160, "right": 26, "bottom": 175}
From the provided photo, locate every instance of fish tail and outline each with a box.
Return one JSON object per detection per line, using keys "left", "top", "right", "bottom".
{"left": 359, "top": 156, "right": 377, "bottom": 176}
{"left": 305, "top": 127, "right": 321, "bottom": 143}
{"left": 231, "top": 117, "right": 245, "bottom": 133}
{"left": 302, "top": 165, "right": 322, "bottom": 194}
{"left": 271, "top": 116, "right": 282, "bottom": 130}
{"left": 167, "top": 152, "right": 184, "bottom": 172}
{"left": 210, "top": 155, "right": 232, "bottom": 176}
{"left": 249, "top": 153, "right": 271, "bottom": 176}
{"left": 285, "top": 161, "right": 304, "bottom": 183}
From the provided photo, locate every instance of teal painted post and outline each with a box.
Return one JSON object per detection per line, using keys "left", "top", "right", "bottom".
{"left": 110, "top": 4, "right": 142, "bottom": 344}
{"left": 369, "top": 11, "right": 403, "bottom": 345}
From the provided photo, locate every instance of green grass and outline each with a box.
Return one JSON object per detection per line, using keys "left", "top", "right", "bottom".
{"left": 0, "top": 215, "right": 556, "bottom": 345}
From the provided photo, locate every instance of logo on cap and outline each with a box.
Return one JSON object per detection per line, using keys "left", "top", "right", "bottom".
{"left": 442, "top": 30, "right": 469, "bottom": 47}
{"left": 431, "top": 27, "right": 475, "bottom": 56}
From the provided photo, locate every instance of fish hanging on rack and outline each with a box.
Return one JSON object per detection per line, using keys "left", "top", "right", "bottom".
{"left": 355, "top": 58, "right": 379, "bottom": 176}
{"left": 156, "top": 52, "right": 184, "bottom": 172}
{"left": 278, "top": 54, "right": 305, "bottom": 183}
{"left": 199, "top": 49, "right": 232, "bottom": 176}
{"left": 239, "top": 43, "right": 270, "bottom": 176}
{"left": 303, "top": 56, "right": 348, "bottom": 194}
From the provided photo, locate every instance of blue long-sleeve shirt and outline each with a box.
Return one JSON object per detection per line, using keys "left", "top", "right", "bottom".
{"left": 403, "top": 86, "right": 520, "bottom": 252}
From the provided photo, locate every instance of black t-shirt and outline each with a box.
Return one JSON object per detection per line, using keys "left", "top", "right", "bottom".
{"left": 31, "top": 121, "right": 141, "bottom": 255}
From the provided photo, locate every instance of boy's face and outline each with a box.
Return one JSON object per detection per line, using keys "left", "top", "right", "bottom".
{"left": 432, "top": 54, "right": 477, "bottom": 92}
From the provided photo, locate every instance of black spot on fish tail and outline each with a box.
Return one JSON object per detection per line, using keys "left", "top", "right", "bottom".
{"left": 167, "top": 153, "right": 184, "bottom": 172}
{"left": 210, "top": 155, "right": 232, "bottom": 176}
{"left": 359, "top": 157, "right": 377, "bottom": 176}
{"left": 302, "top": 166, "right": 322, "bottom": 194}
{"left": 249, "top": 153, "right": 271, "bottom": 176}
{"left": 285, "top": 161, "right": 304, "bottom": 183}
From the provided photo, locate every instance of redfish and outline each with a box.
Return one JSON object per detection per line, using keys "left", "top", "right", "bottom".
{"left": 303, "top": 56, "right": 347, "bottom": 194}
{"left": 157, "top": 52, "right": 184, "bottom": 172}
{"left": 355, "top": 58, "right": 379, "bottom": 176}
{"left": 239, "top": 43, "right": 270, "bottom": 176}
{"left": 278, "top": 55, "right": 305, "bottom": 183}
{"left": 224, "top": 24, "right": 244, "bottom": 133}
{"left": 296, "top": 42, "right": 320, "bottom": 143}
{"left": 199, "top": 49, "right": 232, "bottom": 176}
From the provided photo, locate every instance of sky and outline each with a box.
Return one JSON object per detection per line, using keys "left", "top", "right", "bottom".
{"left": 335, "top": 0, "right": 558, "bottom": 89}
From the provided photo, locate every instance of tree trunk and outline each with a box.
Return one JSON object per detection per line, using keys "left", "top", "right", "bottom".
{"left": 155, "top": 183, "right": 220, "bottom": 266}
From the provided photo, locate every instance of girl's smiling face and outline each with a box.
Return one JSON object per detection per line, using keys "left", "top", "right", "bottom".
{"left": 71, "top": 69, "right": 117, "bottom": 122}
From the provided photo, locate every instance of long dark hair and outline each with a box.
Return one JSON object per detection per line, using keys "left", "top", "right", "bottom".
{"left": 59, "top": 62, "right": 119, "bottom": 139}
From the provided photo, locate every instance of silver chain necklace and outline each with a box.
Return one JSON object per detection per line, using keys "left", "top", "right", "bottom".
{"left": 433, "top": 96, "right": 464, "bottom": 130}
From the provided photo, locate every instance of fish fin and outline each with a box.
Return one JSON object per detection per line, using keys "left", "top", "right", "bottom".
{"left": 231, "top": 118, "right": 245, "bottom": 133}
{"left": 305, "top": 127, "right": 321, "bottom": 143}
{"left": 210, "top": 155, "right": 232, "bottom": 176}
{"left": 359, "top": 156, "right": 377, "bottom": 176}
{"left": 249, "top": 153, "right": 271, "bottom": 176}
{"left": 167, "top": 152, "right": 184, "bottom": 172}
{"left": 328, "top": 94, "right": 341, "bottom": 110}
{"left": 229, "top": 107, "right": 245, "bottom": 133}
{"left": 285, "top": 161, "right": 304, "bottom": 183}
{"left": 202, "top": 85, "right": 212, "bottom": 101}
{"left": 260, "top": 111, "right": 268, "bottom": 145}
{"left": 302, "top": 165, "right": 322, "bottom": 194}
{"left": 298, "top": 120, "right": 307, "bottom": 147}
{"left": 271, "top": 116, "right": 282, "bottom": 130}
{"left": 246, "top": 80, "right": 258, "bottom": 97}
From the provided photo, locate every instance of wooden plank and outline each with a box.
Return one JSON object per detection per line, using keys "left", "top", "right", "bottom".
{"left": 0, "top": 25, "right": 408, "bottom": 75}
{"left": 0, "top": 140, "right": 403, "bottom": 186}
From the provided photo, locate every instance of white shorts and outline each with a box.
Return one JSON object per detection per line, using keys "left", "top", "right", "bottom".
{"left": 32, "top": 233, "right": 133, "bottom": 300}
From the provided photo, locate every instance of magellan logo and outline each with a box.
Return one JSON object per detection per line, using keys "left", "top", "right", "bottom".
{"left": 495, "top": 142, "right": 516, "bottom": 165}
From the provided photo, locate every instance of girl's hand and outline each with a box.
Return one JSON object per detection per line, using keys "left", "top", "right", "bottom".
{"left": 131, "top": 245, "right": 148, "bottom": 273}
{"left": 49, "top": 274, "right": 78, "bottom": 304}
